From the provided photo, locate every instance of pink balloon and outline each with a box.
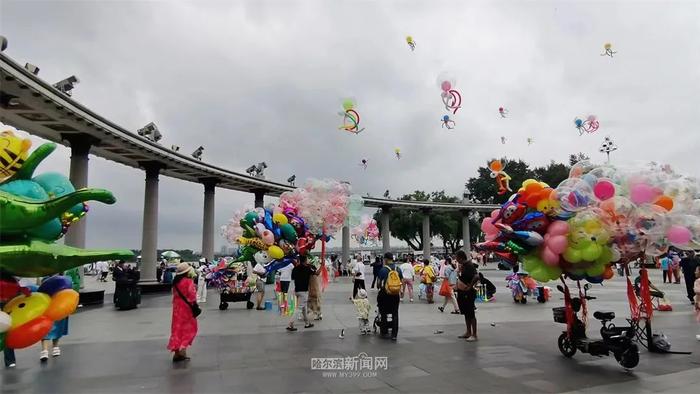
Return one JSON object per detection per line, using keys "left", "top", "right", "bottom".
{"left": 667, "top": 225, "right": 692, "bottom": 245}
{"left": 542, "top": 248, "right": 560, "bottom": 266}
{"left": 440, "top": 81, "right": 451, "bottom": 92}
{"left": 630, "top": 183, "right": 659, "bottom": 205}
{"left": 547, "top": 220, "right": 569, "bottom": 236}
{"left": 261, "top": 230, "right": 275, "bottom": 245}
{"left": 593, "top": 180, "right": 615, "bottom": 201}
{"left": 548, "top": 235, "right": 568, "bottom": 254}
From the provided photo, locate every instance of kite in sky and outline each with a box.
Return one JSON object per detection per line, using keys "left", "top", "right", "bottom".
{"left": 600, "top": 42, "right": 616, "bottom": 57}
{"left": 441, "top": 115, "right": 455, "bottom": 129}
{"left": 574, "top": 115, "right": 600, "bottom": 135}
{"left": 406, "top": 36, "right": 415, "bottom": 51}
{"left": 489, "top": 160, "right": 513, "bottom": 195}
{"left": 338, "top": 98, "right": 364, "bottom": 134}
{"left": 498, "top": 107, "right": 508, "bottom": 118}
{"left": 394, "top": 148, "right": 401, "bottom": 160}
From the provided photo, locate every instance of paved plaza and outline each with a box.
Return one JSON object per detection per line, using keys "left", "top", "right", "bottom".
{"left": 2, "top": 269, "right": 699, "bottom": 394}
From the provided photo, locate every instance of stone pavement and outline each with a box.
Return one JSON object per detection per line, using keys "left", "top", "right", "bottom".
{"left": 2, "top": 269, "right": 699, "bottom": 393}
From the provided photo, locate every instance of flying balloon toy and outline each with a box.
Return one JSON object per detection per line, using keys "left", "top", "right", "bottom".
{"left": 501, "top": 136, "right": 507, "bottom": 145}
{"left": 360, "top": 159, "right": 368, "bottom": 170}
{"left": 406, "top": 36, "right": 416, "bottom": 51}
{"left": 527, "top": 137, "right": 534, "bottom": 145}
{"left": 437, "top": 74, "right": 462, "bottom": 114}
{"left": 488, "top": 160, "right": 512, "bottom": 195}
{"left": 394, "top": 148, "right": 401, "bottom": 160}
{"left": 600, "top": 43, "right": 616, "bottom": 57}
{"left": 338, "top": 98, "right": 364, "bottom": 134}
{"left": 441, "top": 115, "right": 455, "bottom": 129}
{"left": 574, "top": 115, "right": 600, "bottom": 135}
{"left": 498, "top": 107, "right": 508, "bottom": 118}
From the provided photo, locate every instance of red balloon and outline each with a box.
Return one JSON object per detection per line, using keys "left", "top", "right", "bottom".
{"left": 5, "top": 316, "right": 53, "bottom": 349}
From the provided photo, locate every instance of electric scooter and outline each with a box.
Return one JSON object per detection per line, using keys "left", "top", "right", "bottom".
{"left": 553, "top": 282, "right": 639, "bottom": 369}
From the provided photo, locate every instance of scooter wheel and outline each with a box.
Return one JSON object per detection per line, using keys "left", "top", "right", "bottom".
{"left": 219, "top": 302, "right": 229, "bottom": 311}
{"left": 615, "top": 344, "right": 639, "bottom": 369}
{"left": 558, "top": 333, "right": 577, "bottom": 358}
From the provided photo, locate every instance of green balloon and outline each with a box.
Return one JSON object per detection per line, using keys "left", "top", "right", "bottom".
{"left": 581, "top": 243, "right": 602, "bottom": 261}
{"left": 244, "top": 212, "right": 258, "bottom": 227}
{"left": 280, "top": 223, "right": 298, "bottom": 243}
{"left": 563, "top": 247, "right": 582, "bottom": 263}
{"left": 586, "top": 262, "right": 606, "bottom": 277}
{"left": 342, "top": 99, "right": 354, "bottom": 111}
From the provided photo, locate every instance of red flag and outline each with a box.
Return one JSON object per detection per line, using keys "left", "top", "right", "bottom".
{"left": 320, "top": 226, "right": 329, "bottom": 290}
{"left": 639, "top": 268, "right": 653, "bottom": 320}
{"left": 626, "top": 276, "right": 639, "bottom": 320}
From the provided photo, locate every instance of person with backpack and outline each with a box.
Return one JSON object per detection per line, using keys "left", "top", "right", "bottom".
{"left": 376, "top": 252, "right": 403, "bottom": 341}
{"left": 421, "top": 259, "right": 436, "bottom": 304}
{"left": 455, "top": 250, "right": 479, "bottom": 342}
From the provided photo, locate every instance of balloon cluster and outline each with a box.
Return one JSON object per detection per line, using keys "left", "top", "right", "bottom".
{"left": 0, "top": 137, "right": 133, "bottom": 277}
{"left": 0, "top": 276, "right": 79, "bottom": 350}
{"left": 205, "top": 259, "right": 255, "bottom": 292}
{"left": 351, "top": 216, "right": 379, "bottom": 245}
{"left": 279, "top": 179, "right": 352, "bottom": 236}
{"left": 478, "top": 162, "right": 700, "bottom": 283}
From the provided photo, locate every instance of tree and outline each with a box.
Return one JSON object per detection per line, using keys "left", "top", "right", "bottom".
{"left": 466, "top": 159, "right": 534, "bottom": 205}
{"left": 430, "top": 191, "right": 463, "bottom": 253}
{"left": 533, "top": 161, "right": 570, "bottom": 188}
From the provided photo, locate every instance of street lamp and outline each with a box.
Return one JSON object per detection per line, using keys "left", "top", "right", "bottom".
{"left": 599, "top": 136, "right": 617, "bottom": 163}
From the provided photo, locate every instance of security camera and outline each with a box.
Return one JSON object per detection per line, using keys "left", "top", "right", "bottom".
{"left": 137, "top": 122, "right": 162, "bottom": 143}
{"left": 0, "top": 36, "right": 7, "bottom": 52}
{"left": 245, "top": 165, "right": 257, "bottom": 175}
{"left": 191, "top": 146, "right": 204, "bottom": 160}
{"left": 171, "top": 145, "right": 180, "bottom": 152}
{"left": 287, "top": 175, "right": 296, "bottom": 185}
{"left": 383, "top": 190, "right": 390, "bottom": 198}
{"left": 53, "top": 76, "right": 79, "bottom": 96}
{"left": 24, "top": 63, "right": 40, "bottom": 75}
{"left": 253, "top": 162, "right": 267, "bottom": 179}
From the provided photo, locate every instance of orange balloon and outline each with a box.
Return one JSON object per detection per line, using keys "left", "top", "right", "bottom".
{"left": 489, "top": 160, "right": 503, "bottom": 172}
{"left": 525, "top": 182, "right": 544, "bottom": 195}
{"left": 5, "top": 316, "right": 53, "bottom": 349}
{"left": 602, "top": 265, "right": 614, "bottom": 280}
{"left": 654, "top": 195, "right": 674, "bottom": 211}
{"left": 45, "top": 289, "right": 79, "bottom": 321}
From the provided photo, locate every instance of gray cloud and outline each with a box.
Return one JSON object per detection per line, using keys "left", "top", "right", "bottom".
{"left": 2, "top": 0, "right": 699, "bottom": 251}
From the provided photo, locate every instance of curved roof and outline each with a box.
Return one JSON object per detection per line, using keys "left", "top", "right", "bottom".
{"left": 0, "top": 53, "right": 498, "bottom": 212}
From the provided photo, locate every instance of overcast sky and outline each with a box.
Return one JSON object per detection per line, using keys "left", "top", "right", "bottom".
{"left": 1, "top": 0, "right": 699, "bottom": 251}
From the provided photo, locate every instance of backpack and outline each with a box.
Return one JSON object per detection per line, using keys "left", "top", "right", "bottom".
{"left": 385, "top": 267, "right": 402, "bottom": 295}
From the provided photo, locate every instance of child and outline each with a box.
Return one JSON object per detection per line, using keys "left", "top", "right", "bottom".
{"left": 353, "top": 289, "right": 371, "bottom": 335}
{"left": 694, "top": 266, "right": 700, "bottom": 341}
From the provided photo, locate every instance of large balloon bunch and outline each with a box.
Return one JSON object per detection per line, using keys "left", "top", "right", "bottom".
{"left": 0, "top": 276, "right": 79, "bottom": 350}
{"left": 0, "top": 130, "right": 133, "bottom": 277}
{"left": 279, "top": 179, "right": 352, "bottom": 236}
{"left": 478, "top": 161, "right": 700, "bottom": 283}
{"left": 351, "top": 216, "right": 380, "bottom": 245}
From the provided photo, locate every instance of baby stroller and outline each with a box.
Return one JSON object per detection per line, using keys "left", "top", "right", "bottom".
{"left": 372, "top": 307, "right": 393, "bottom": 334}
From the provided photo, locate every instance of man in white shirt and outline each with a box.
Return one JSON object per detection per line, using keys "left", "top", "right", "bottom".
{"left": 96, "top": 261, "right": 109, "bottom": 282}
{"left": 196, "top": 259, "right": 209, "bottom": 303}
{"left": 399, "top": 259, "right": 415, "bottom": 302}
{"left": 351, "top": 257, "right": 366, "bottom": 299}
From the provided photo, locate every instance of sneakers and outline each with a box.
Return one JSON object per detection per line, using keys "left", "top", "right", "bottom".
{"left": 39, "top": 350, "right": 49, "bottom": 361}
{"left": 286, "top": 326, "right": 298, "bottom": 332}
{"left": 52, "top": 347, "right": 61, "bottom": 357}
{"left": 465, "top": 336, "right": 478, "bottom": 342}
{"left": 304, "top": 323, "right": 314, "bottom": 329}
{"left": 410, "top": 298, "right": 414, "bottom": 302}
{"left": 438, "top": 306, "right": 445, "bottom": 313}
{"left": 696, "top": 334, "right": 700, "bottom": 341}
{"left": 7, "top": 363, "right": 16, "bottom": 368}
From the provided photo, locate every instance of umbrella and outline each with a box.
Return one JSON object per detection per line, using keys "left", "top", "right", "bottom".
{"left": 161, "top": 250, "right": 180, "bottom": 259}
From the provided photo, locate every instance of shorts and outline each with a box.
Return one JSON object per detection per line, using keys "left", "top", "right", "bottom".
{"left": 256, "top": 279, "right": 265, "bottom": 292}
{"left": 457, "top": 289, "right": 476, "bottom": 320}
{"left": 280, "top": 280, "right": 290, "bottom": 293}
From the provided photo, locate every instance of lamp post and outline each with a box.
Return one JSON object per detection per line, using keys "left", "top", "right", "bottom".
{"left": 599, "top": 136, "right": 618, "bottom": 163}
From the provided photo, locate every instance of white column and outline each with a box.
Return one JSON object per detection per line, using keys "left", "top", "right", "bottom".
{"left": 422, "top": 209, "right": 431, "bottom": 258}
{"left": 64, "top": 136, "right": 92, "bottom": 289}
{"left": 462, "top": 210, "right": 471, "bottom": 252}
{"left": 201, "top": 180, "right": 217, "bottom": 262}
{"left": 381, "top": 207, "right": 391, "bottom": 254}
{"left": 139, "top": 163, "right": 161, "bottom": 282}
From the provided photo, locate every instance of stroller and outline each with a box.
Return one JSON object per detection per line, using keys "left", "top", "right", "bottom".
{"left": 372, "top": 307, "right": 394, "bottom": 334}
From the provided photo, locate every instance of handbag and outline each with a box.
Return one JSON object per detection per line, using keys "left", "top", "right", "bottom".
{"left": 174, "top": 282, "right": 202, "bottom": 318}
{"left": 438, "top": 280, "right": 452, "bottom": 297}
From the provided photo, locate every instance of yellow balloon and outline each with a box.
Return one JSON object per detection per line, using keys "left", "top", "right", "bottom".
{"left": 272, "top": 213, "right": 288, "bottom": 225}
{"left": 268, "top": 245, "right": 284, "bottom": 260}
{"left": 3, "top": 293, "right": 50, "bottom": 329}
{"left": 522, "top": 179, "right": 538, "bottom": 188}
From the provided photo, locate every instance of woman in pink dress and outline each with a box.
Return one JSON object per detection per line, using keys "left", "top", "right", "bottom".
{"left": 168, "top": 263, "right": 199, "bottom": 362}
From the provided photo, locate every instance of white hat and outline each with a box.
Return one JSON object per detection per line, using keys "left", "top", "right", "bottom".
{"left": 175, "top": 262, "right": 194, "bottom": 276}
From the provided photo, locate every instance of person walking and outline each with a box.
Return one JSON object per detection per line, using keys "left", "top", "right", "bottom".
{"left": 353, "top": 288, "right": 371, "bottom": 335}
{"left": 168, "top": 263, "right": 199, "bottom": 362}
{"left": 308, "top": 263, "right": 322, "bottom": 320}
{"left": 438, "top": 257, "right": 459, "bottom": 314}
{"left": 196, "top": 260, "right": 208, "bottom": 303}
{"left": 376, "top": 252, "right": 402, "bottom": 341}
{"left": 39, "top": 318, "right": 68, "bottom": 362}
{"left": 660, "top": 253, "right": 670, "bottom": 283}
{"left": 670, "top": 251, "right": 682, "bottom": 284}
{"left": 681, "top": 251, "right": 699, "bottom": 305}
{"left": 399, "top": 257, "right": 415, "bottom": 302}
{"left": 370, "top": 256, "right": 383, "bottom": 289}
{"left": 286, "top": 255, "right": 318, "bottom": 331}
{"left": 455, "top": 250, "right": 479, "bottom": 342}
{"left": 351, "top": 256, "right": 366, "bottom": 299}
{"left": 694, "top": 266, "right": 700, "bottom": 341}
{"left": 421, "top": 259, "right": 436, "bottom": 304}
{"left": 254, "top": 271, "right": 266, "bottom": 310}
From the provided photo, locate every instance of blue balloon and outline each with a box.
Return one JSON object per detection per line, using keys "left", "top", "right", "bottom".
{"left": 38, "top": 275, "right": 73, "bottom": 295}
{"left": 264, "top": 210, "right": 273, "bottom": 230}
{"left": 586, "top": 275, "right": 604, "bottom": 284}
{"left": 574, "top": 118, "right": 583, "bottom": 127}
{"left": 442, "top": 115, "right": 450, "bottom": 121}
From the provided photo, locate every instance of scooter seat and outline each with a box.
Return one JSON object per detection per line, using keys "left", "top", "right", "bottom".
{"left": 593, "top": 311, "right": 615, "bottom": 321}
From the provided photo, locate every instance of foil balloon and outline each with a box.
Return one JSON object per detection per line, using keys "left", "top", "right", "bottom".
{"left": 488, "top": 160, "right": 512, "bottom": 195}
{"left": 437, "top": 73, "right": 462, "bottom": 114}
